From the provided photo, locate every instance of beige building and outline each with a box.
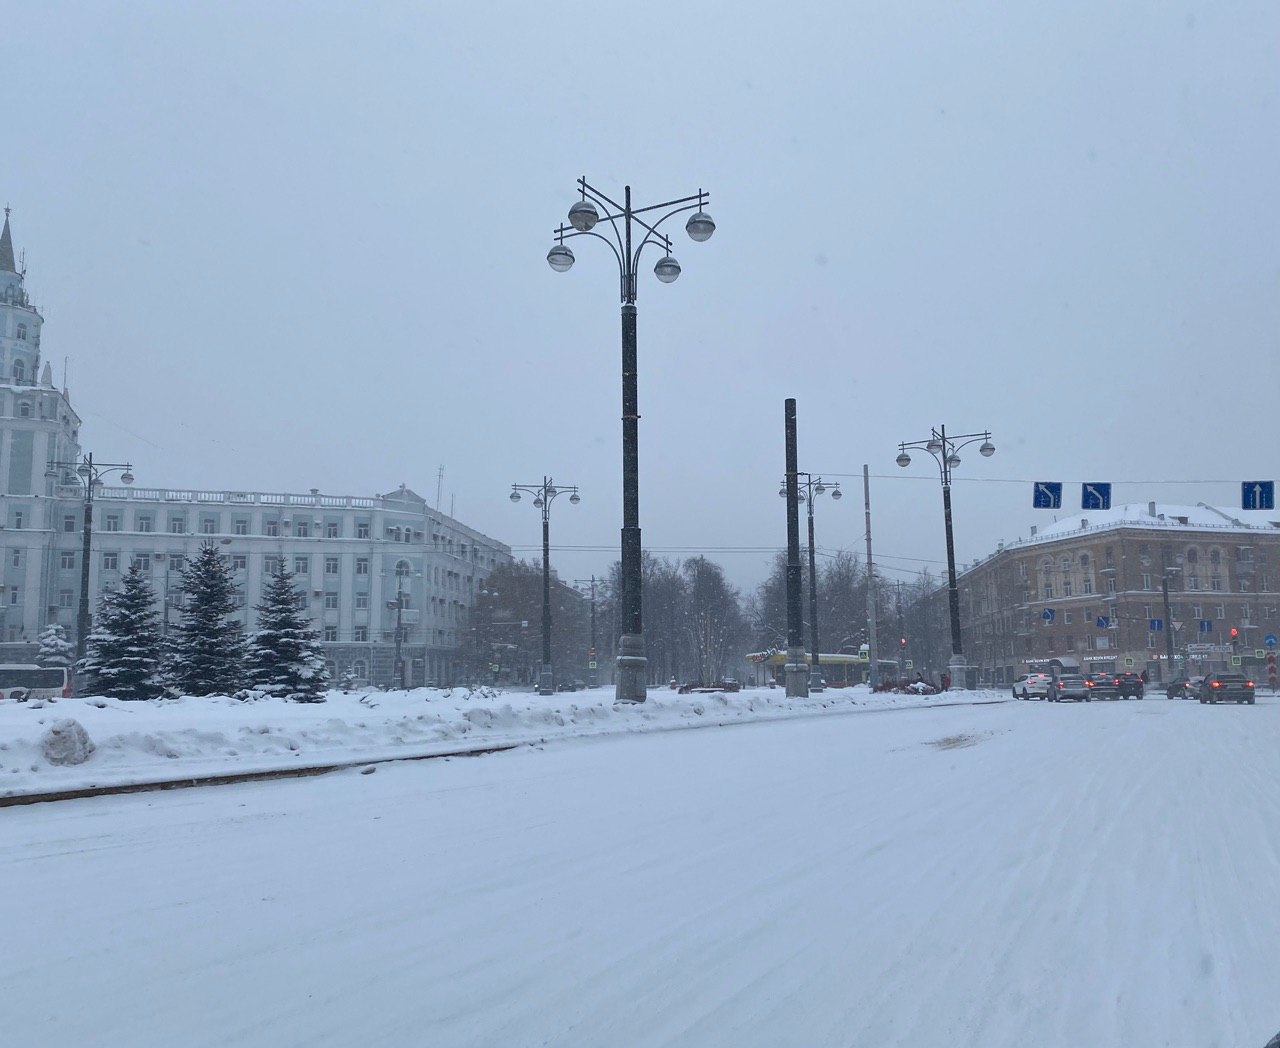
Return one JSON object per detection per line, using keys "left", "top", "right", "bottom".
{"left": 950, "top": 502, "right": 1280, "bottom": 685}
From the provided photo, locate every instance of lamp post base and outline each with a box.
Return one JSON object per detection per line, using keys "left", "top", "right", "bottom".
{"left": 615, "top": 633, "right": 647, "bottom": 704}
{"left": 538, "top": 665, "right": 554, "bottom": 696}
{"left": 947, "top": 653, "right": 969, "bottom": 691}
{"left": 785, "top": 647, "right": 810, "bottom": 698}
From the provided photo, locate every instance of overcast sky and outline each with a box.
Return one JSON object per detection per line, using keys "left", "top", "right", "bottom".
{"left": 6, "top": 1, "right": 1278, "bottom": 594}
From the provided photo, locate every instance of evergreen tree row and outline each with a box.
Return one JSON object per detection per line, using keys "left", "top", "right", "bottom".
{"left": 81, "top": 542, "right": 329, "bottom": 702}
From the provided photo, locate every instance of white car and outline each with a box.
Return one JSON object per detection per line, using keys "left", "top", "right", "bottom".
{"left": 1012, "top": 672, "right": 1054, "bottom": 700}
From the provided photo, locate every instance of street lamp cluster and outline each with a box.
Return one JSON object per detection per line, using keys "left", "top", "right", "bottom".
{"left": 45, "top": 452, "right": 135, "bottom": 667}
{"left": 895, "top": 426, "right": 995, "bottom": 688}
{"left": 546, "top": 177, "right": 715, "bottom": 703}
{"left": 778, "top": 474, "right": 841, "bottom": 690}
{"left": 510, "top": 477, "right": 580, "bottom": 695}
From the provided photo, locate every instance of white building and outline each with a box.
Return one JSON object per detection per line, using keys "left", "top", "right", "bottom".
{"left": 0, "top": 211, "right": 510, "bottom": 685}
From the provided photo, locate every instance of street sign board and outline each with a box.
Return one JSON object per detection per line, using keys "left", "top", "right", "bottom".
{"left": 1265, "top": 634, "right": 1278, "bottom": 648}
{"left": 1042, "top": 608, "right": 1055, "bottom": 622}
{"left": 1082, "top": 483, "right": 1112, "bottom": 511}
{"left": 1256, "top": 649, "right": 1266, "bottom": 659}
{"left": 1149, "top": 619, "right": 1163, "bottom": 631}
{"left": 588, "top": 661, "right": 598, "bottom": 670}
{"left": 1242, "top": 481, "right": 1275, "bottom": 511}
{"left": 1125, "top": 657, "right": 1135, "bottom": 667}
{"left": 1033, "top": 482, "right": 1063, "bottom": 509}
{"left": 1096, "top": 616, "right": 1111, "bottom": 629}
{"left": 1231, "top": 656, "right": 1242, "bottom": 667}
{"left": 905, "top": 659, "right": 914, "bottom": 669}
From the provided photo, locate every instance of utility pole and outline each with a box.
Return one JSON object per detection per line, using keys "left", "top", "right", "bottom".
{"left": 896, "top": 580, "right": 907, "bottom": 681}
{"left": 863, "top": 464, "right": 879, "bottom": 689}
{"left": 783, "top": 398, "right": 808, "bottom": 697}
{"left": 574, "top": 575, "right": 599, "bottom": 686}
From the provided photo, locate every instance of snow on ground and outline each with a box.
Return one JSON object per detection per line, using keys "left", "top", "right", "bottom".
{"left": 0, "top": 683, "right": 990, "bottom": 798}
{"left": 3, "top": 696, "right": 1278, "bottom": 1047}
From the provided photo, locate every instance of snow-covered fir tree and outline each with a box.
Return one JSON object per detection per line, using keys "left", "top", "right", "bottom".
{"left": 37, "top": 622, "right": 75, "bottom": 668}
{"left": 168, "top": 541, "right": 246, "bottom": 696}
{"left": 247, "top": 566, "right": 329, "bottom": 702}
{"left": 81, "top": 564, "right": 164, "bottom": 700}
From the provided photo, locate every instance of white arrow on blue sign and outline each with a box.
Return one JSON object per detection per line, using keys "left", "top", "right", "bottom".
{"left": 1082, "top": 483, "right": 1112, "bottom": 511}
{"left": 1199, "top": 620, "right": 1214, "bottom": 633}
{"left": 1149, "top": 619, "right": 1163, "bottom": 631}
{"left": 1242, "top": 481, "right": 1275, "bottom": 511}
{"left": 1042, "top": 608, "right": 1055, "bottom": 622}
{"left": 1033, "top": 482, "right": 1063, "bottom": 509}
{"left": 1096, "top": 616, "right": 1111, "bottom": 629}
{"left": 1266, "top": 634, "right": 1278, "bottom": 648}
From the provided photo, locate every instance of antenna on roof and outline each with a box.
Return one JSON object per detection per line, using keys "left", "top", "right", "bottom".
{"left": 436, "top": 465, "right": 445, "bottom": 509}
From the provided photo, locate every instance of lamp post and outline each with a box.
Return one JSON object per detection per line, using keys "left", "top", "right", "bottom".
{"left": 778, "top": 473, "right": 841, "bottom": 690}
{"left": 547, "top": 177, "right": 716, "bottom": 703}
{"left": 1160, "top": 545, "right": 1184, "bottom": 682}
{"left": 45, "top": 452, "right": 134, "bottom": 668}
{"left": 574, "top": 575, "right": 599, "bottom": 687}
{"left": 895, "top": 425, "right": 995, "bottom": 690}
{"left": 392, "top": 561, "right": 410, "bottom": 690}
{"left": 510, "top": 477, "right": 580, "bottom": 695}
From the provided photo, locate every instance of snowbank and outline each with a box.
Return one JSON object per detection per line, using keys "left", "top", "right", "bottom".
{"left": 0, "top": 684, "right": 1004, "bottom": 799}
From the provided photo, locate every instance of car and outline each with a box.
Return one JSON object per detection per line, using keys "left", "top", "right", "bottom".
{"left": 1165, "top": 676, "right": 1192, "bottom": 699}
{"left": 718, "top": 678, "right": 742, "bottom": 693}
{"left": 1198, "top": 672, "right": 1256, "bottom": 704}
{"left": 1049, "top": 674, "right": 1092, "bottom": 701}
{"left": 1183, "top": 676, "right": 1206, "bottom": 700}
{"left": 0, "top": 664, "right": 72, "bottom": 702}
{"left": 1087, "top": 672, "right": 1119, "bottom": 700}
{"left": 1012, "top": 672, "right": 1054, "bottom": 700}
{"left": 1114, "top": 671, "right": 1145, "bottom": 699}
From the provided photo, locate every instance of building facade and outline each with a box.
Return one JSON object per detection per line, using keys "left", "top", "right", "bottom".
{"left": 949, "top": 503, "right": 1280, "bottom": 685}
{"left": 0, "top": 212, "right": 511, "bottom": 685}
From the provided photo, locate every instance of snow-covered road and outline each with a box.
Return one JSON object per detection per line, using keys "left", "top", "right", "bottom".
{"left": 5, "top": 697, "right": 1278, "bottom": 1047}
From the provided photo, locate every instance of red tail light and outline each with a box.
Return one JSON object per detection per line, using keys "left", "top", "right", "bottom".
{"left": 1246, "top": 681, "right": 1255, "bottom": 688}
{"left": 1085, "top": 681, "right": 1093, "bottom": 688}
{"left": 1211, "top": 681, "right": 1221, "bottom": 688}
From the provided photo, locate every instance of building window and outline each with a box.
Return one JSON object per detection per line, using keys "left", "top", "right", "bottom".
{"left": 326, "top": 522, "right": 340, "bottom": 539}
{"left": 355, "top": 593, "right": 369, "bottom": 610}
{"left": 1209, "top": 549, "right": 1222, "bottom": 568}
{"left": 231, "top": 555, "right": 247, "bottom": 572}
{"left": 59, "top": 551, "right": 76, "bottom": 570}
{"left": 325, "top": 556, "right": 339, "bottom": 575}
{"left": 324, "top": 592, "right": 339, "bottom": 610}
{"left": 1064, "top": 611, "right": 1073, "bottom": 624}
{"left": 234, "top": 519, "right": 249, "bottom": 535}
{"left": 8, "top": 589, "right": 18, "bottom": 605}
{"left": 353, "top": 627, "right": 368, "bottom": 643}
{"left": 103, "top": 552, "right": 119, "bottom": 571}
{"left": 1141, "top": 574, "right": 1152, "bottom": 590}
{"left": 294, "top": 556, "right": 309, "bottom": 575}
{"left": 13, "top": 511, "right": 22, "bottom": 529}
{"left": 201, "top": 518, "right": 217, "bottom": 534}
{"left": 18, "top": 400, "right": 31, "bottom": 416}
{"left": 58, "top": 590, "right": 74, "bottom": 609}
{"left": 356, "top": 522, "right": 370, "bottom": 539}
{"left": 170, "top": 555, "right": 185, "bottom": 572}
{"left": 1082, "top": 578, "right": 1093, "bottom": 594}
{"left": 104, "top": 514, "right": 121, "bottom": 532}
{"left": 1215, "top": 604, "right": 1226, "bottom": 619}
{"left": 1192, "top": 604, "right": 1203, "bottom": 619}
{"left": 169, "top": 517, "right": 186, "bottom": 534}
{"left": 137, "top": 515, "right": 153, "bottom": 533}
{"left": 324, "top": 626, "right": 338, "bottom": 643}
{"left": 1147, "top": 633, "right": 1157, "bottom": 649}
{"left": 265, "top": 520, "right": 279, "bottom": 537}
{"left": 1063, "top": 580, "right": 1073, "bottom": 597}
{"left": 16, "top": 323, "right": 27, "bottom": 341}
{"left": 1210, "top": 576, "right": 1222, "bottom": 591}
{"left": 1143, "top": 603, "right": 1152, "bottom": 619}
{"left": 1105, "top": 547, "right": 1114, "bottom": 568}
{"left": 1105, "top": 578, "right": 1116, "bottom": 594}
{"left": 356, "top": 557, "right": 369, "bottom": 576}
{"left": 264, "top": 556, "right": 282, "bottom": 575}
{"left": 295, "top": 521, "right": 310, "bottom": 537}
{"left": 63, "top": 515, "right": 77, "bottom": 533}
{"left": 132, "top": 554, "right": 151, "bottom": 571}
{"left": 10, "top": 549, "right": 21, "bottom": 567}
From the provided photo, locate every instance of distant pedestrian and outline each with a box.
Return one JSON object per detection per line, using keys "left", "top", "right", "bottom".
{"left": 940, "top": 672, "right": 951, "bottom": 691}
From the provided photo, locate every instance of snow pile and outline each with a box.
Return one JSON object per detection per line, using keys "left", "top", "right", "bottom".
{"left": 0, "top": 684, "right": 1001, "bottom": 799}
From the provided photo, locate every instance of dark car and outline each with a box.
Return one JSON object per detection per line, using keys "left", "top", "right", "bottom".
{"left": 1087, "top": 673, "right": 1119, "bottom": 700}
{"left": 1050, "top": 674, "right": 1092, "bottom": 701}
{"left": 1199, "top": 672, "right": 1256, "bottom": 704}
{"left": 1115, "top": 671, "right": 1145, "bottom": 699}
{"left": 1165, "top": 676, "right": 1192, "bottom": 699}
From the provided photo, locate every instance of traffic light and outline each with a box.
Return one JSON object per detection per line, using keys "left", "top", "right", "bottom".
{"left": 1230, "top": 627, "right": 1239, "bottom": 653}
{"left": 900, "top": 637, "right": 907, "bottom": 647}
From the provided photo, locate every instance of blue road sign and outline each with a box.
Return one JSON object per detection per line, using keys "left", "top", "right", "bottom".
{"left": 1266, "top": 634, "right": 1278, "bottom": 649}
{"left": 1242, "top": 481, "right": 1275, "bottom": 511}
{"left": 1042, "top": 608, "right": 1055, "bottom": 622}
{"left": 1199, "top": 620, "right": 1213, "bottom": 634}
{"left": 1149, "top": 619, "right": 1163, "bottom": 632}
{"left": 1082, "top": 483, "right": 1112, "bottom": 511}
{"left": 1033, "top": 482, "right": 1063, "bottom": 509}
{"left": 1096, "top": 616, "right": 1111, "bottom": 629}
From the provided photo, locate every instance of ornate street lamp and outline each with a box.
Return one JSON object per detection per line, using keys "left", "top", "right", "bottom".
{"left": 894, "top": 426, "right": 995, "bottom": 689}
{"left": 510, "top": 477, "right": 580, "bottom": 695}
{"left": 546, "top": 177, "right": 716, "bottom": 703}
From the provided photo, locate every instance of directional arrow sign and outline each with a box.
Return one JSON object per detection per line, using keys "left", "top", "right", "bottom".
{"left": 1082, "top": 483, "right": 1112, "bottom": 511}
{"left": 1096, "top": 616, "right": 1111, "bottom": 629}
{"left": 1149, "top": 619, "right": 1163, "bottom": 631}
{"left": 1242, "top": 481, "right": 1275, "bottom": 511}
{"left": 1199, "top": 620, "right": 1214, "bottom": 633}
{"left": 1033, "top": 482, "right": 1063, "bottom": 509}
{"left": 1265, "top": 633, "right": 1278, "bottom": 648}
{"left": 1042, "top": 608, "right": 1056, "bottom": 622}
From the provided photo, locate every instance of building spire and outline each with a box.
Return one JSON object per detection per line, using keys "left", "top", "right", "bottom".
{"left": 0, "top": 206, "right": 15, "bottom": 273}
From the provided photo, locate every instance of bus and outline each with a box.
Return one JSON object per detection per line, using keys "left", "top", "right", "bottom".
{"left": 744, "top": 651, "right": 901, "bottom": 687}
{"left": 0, "top": 664, "right": 72, "bottom": 702}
